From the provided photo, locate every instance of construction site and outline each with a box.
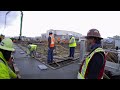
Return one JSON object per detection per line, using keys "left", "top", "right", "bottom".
{"left": 11, "top": 32, "right": 120, "bottom": 79}
{"left": 14, "top": 29, "right": 81, "bottom": 69}
{"left": 0, "top": 11, "right": 120, "bottom": 79}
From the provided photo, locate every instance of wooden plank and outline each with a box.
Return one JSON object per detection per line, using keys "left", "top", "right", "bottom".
{"left": 53, "top": 60, "right": 61, "bottom": 67}
{"left": 103, "top": 73, "right": 110, "bottom": 79}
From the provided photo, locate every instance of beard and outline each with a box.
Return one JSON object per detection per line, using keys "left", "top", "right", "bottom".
{"left": 86, "top": 42, "right": 92, "bottom": 52}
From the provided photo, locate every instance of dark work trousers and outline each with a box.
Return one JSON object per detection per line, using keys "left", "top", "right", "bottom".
{"left": 69, "top": 47, "right": 75, "bottom": 58}
{"left": 47, "top": 48, "right": 54, "bottom": 63}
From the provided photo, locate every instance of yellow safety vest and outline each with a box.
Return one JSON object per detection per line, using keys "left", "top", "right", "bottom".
{"left": 0, "top": 52, "right": 17, "bottom": 79}
{"left": 69, "top": 37, "right": 77, "bottom": 47}
{"left": 29, "top": 44, "right": 37, "bottom": 51}
{"left": 77, "top": 48, "right": 104, "bottom": 79}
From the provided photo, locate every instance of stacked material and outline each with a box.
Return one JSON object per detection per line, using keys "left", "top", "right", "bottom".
{"left": 106, "top": 51, "right": 118, "bottom": 63}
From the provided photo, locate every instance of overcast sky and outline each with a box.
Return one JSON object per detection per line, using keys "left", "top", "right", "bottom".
{"left": 1, "top": 11, "right": 120, "bottom": 38}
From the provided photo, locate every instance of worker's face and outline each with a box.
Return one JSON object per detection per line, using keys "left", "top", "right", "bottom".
{"left": 86, "top": 37, "right": 95, "bottom": 52}
{"left": 87, "top": 38, "right": 94, "bottom": 45}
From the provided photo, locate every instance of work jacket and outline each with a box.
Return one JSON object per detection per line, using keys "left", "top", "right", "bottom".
{"left": 0, "top": 51, "right": 17, "bottom": 79}
{"left": 69, "top": 36, "right": 76, "bottom": 47}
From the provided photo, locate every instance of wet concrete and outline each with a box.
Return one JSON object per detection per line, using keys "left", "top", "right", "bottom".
{"left": 13, "top": 44, "right": 79, "bottom": 79}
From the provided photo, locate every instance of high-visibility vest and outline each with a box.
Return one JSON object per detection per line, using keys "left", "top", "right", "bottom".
{"left": 69, "top": 37, "right": 77, "bottom": 47}
{"left": 0, "top": 51, "right": 17, "bottom": 79}
{"left": 77, "top": 48, "right": 105, "bottom": 79}
{"left": 50, "top": 35, "right": 55, "bottom": 47}
{"left": 29, "top": 44, "right": 37, "bottom": 51}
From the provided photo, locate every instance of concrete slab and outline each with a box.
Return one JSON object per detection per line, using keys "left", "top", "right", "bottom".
{"left": 20, "top": 52, "right": 25, "bottom": 54}
{"left": 38, "top": 65, "right": 48, "bottom": 70}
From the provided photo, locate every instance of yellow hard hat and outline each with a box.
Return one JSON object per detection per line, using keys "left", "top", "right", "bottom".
{"left": 0, "top": 38, "right": 15, "bottom": 51}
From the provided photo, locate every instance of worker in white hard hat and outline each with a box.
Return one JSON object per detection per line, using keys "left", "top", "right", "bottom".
{"left": 0, "top": 38, "right": 17, "bottom": 79}
{"left": 68, "top": 34, "right": 77, "bottom": 59}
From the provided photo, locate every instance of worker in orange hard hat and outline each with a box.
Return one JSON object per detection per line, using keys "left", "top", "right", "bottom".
{"left": 78, "top": 29, "right": 106, "bottom": 79}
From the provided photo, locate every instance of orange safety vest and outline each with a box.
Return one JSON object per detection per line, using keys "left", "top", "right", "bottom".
{"left": 50, "top": 35, "right": 55, "bottom": 47}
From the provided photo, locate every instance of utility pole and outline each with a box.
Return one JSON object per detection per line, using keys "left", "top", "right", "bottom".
{"left": 18, "top": 11, "right": 23, "bottom": 41}
{"left": 4, "top": 11, "right": 11, "bottom": 29}
{"left": 5, "top": 11, "right": 23, "bottom": 41}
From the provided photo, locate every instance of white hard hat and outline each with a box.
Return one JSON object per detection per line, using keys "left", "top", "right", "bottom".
{"left": 0, "top": 38, "right": 15, "bottom": 51}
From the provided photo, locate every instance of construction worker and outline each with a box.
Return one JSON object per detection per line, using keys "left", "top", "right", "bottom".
{"left": 27, "top": 42, "right": 37, "bottom": 58}
{"left": 47, "top": 32, "right": 55, "bottom": 64}
{"left": 0, "top": 38, "right": 17, "bottom": 79}
{"left": 57, "top": 37, "right": 60, "bottom": 44}
{"left": 68, "top": 34, "right": 77, "bottom": 59}
{"left": 77, "top": 29, "right": 106, "bottom": 79}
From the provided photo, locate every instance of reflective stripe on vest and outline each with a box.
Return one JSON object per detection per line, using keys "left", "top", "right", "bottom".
{"left": 69, "top": 37, "right": 77, "bottom": 47}
{"left": 78, "top": 48, "right": 104, "bottom": 79}
{"left": 50, "top": 36, "right": 55, "bottom": 47}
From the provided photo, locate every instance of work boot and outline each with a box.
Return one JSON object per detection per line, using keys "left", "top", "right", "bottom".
{"left": 47, "top": 61, "right": 51, "bottom": 64}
